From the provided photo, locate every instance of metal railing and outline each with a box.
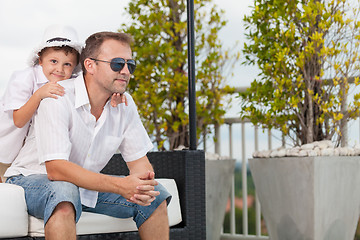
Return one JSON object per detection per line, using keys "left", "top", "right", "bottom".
{"left": 208, "top": 118, "right": 271, "bottom": 240}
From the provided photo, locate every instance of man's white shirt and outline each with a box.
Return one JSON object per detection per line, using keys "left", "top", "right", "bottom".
{"left": 5, "top": 75, "right": 154, "bottom": 207}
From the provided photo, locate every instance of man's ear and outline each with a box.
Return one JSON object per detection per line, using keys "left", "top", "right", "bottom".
{"left": 84, "top": 58, "right": 95, "bottom": 74}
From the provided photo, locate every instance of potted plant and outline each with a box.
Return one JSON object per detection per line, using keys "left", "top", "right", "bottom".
{"left": 238, "top": 0, "right": 360, "bottom": 239}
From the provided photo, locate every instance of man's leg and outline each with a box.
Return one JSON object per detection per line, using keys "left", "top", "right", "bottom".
{"left": 83, "top": 182, "right": 171, "bottom": 240}
{"left": 138, "top": 200, "right": 169, "bottom": 240}
{"left": 6, "top": 175, "right": 82, "bottom": 239}
{"left": 45, "top": 202, "right": 76, "bottom": 240}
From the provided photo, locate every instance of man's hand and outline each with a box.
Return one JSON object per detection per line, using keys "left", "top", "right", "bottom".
{"left": 35, "top": 82, "right": 65, "bottom": 100}
{"left": 120, "top": 171, "right": 160, "bottom": 206}
{"left": 110, "top": 93, "right": 128, "bottom": 107}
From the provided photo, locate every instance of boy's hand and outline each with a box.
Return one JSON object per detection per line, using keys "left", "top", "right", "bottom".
{"left": 110, "top": 93, "right": 128, "bottom": 107}
{"left": 35, "top": 82, "right": 65, "bottom": 100}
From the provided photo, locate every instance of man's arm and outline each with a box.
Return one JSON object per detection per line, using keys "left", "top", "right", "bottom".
{"left": 45, "top": 157, "right": 159, "bottom": 206}
{"left": 126, "top": 155, "right": 154, "bottom": 175}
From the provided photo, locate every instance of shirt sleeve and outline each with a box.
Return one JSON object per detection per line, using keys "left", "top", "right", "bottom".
{"left": 3, "top": 68, "right": 35, "bottom": 112}
{"left": 34, "top": 96, "right": 72, "bottom": 163}
{"left": 118, "top": 94, "right": 154, "bottom": 162}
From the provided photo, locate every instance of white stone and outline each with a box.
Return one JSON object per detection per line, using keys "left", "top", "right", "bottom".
{"left": 308, "top": 150, "right": 318, "bottom": 157}
{"left": 347, "top": 148, "right": 355, "bottom": 156}
{"left": 318, "top": 140, "right": 333, "bottom": 149}
{"left": 270, "top": 150, "right": 278, "bottom": 158}
{"left": 277, "top": 148, "right": 287, "bottom": 157}
{"left": 258, "top": 150, "right": 271, "bottom": 158}
{"left": 298, "top": 150, "right": 308, "bottom": 157}
{"left": 205, "top": 152, "right": 221, "bottom": 160}
{"left": 354, "top": 144, "right": 360, "bottom": 150}
{"left": 338, "top": 147, "right": 350, "bottom": 156}
{"left": 301, "top": 143, "right": 315, "bottom": 150}
{"left": 296, "top": 146, "right": 302, "bottom": 150}
{"left": 174, "top": 145, "right": 186, "bottom": 150}
{"left": 321, "top": 148, "right": 334, "bottom": 156}
{"left": 287, "top": 148, "right": 300, "bottom": 157}
{"left": 285, "top": 148, "right": 292, "bottom": 156}
{"left": 313, "top": 146, "right": 320, "bottom": 152}
{"left": 354, "top": 148, "right": 360, "bottom": 155}
{"left": 263, "top": 151, "right": 272, "bottom": 158}
{"left": 254, "top": 140, "right": 360, "bottom": 158}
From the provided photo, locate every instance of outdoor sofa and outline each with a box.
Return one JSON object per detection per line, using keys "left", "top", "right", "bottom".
{"left": 0, "top": 150, "right": 206, "bottom": 239}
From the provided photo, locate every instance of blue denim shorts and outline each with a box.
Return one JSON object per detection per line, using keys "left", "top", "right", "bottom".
{"left": 6, "top": 174, "right": 171, "bottom": 228}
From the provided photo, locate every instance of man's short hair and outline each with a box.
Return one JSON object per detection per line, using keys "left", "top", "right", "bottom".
{"left": 80, "top": 32, "right": 134, "bottom": 73}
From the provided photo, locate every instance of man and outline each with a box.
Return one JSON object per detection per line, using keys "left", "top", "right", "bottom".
{"left": 5, "top": 32, "right": 171, "bottom": 240}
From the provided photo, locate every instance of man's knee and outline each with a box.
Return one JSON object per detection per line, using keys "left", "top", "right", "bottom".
{"left": 44, "top": 181, "right": 81, "bottom": 224}
{"left": 53, "top": 202, "right": 76, "bottom": 219}
{"left": 149, "top": 200, "right": 168, "bottom": 220}
{"left": 157, "top": 200, "right": 168, "bottom": 215}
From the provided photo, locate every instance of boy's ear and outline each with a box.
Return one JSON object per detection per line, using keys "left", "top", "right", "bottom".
{"left": 38, "top": 53, "right": 43, "bottom": 65}
{"left": 84, "top": 58, "right": 95, "bottom": 74}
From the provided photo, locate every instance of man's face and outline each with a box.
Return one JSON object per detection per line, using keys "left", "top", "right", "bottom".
{"left": 39, "top": 48, "right": 78, "bottom": 83}
{"left": 92, "top": 39, "right": 133, "bottom": 94}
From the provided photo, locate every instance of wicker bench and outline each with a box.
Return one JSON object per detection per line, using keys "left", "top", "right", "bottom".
{"left": 4, "top": 150, "right": 206, "bottom": 240}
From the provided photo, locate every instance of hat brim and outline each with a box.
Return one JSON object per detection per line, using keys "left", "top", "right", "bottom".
{"left": 28, "top": 40, "right": 83, "bottom": 74}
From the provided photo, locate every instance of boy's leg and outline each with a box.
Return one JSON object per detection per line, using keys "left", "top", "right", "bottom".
{"left": 6, "top": 174, "right": 82, "bottom": 239}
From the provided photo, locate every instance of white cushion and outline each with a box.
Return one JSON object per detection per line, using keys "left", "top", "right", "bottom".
{"left": 0, "top": 183, "right": 28, "bottom": 238}
{"left": 29, "top": 178, "right": 182, "bottom": 237}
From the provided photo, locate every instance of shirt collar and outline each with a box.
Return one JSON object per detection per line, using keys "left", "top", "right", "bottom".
{"left": 74, "top": 74, "right": 90, "bottom": 109}
{"left": 34, "top": 65, "right": 49, "bottom": 85}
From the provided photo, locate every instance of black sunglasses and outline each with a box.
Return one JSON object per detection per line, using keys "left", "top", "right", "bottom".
{"left": 90, "top": 57, "right": 136, "bottom": 74}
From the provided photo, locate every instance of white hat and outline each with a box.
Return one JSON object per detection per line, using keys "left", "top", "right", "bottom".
{"left": 28, "top": 24, "right": 83, "bottom": 73}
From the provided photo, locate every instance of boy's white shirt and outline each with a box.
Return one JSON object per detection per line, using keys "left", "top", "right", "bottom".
{"left": 0, "top": 65, "right": 48, "bottom": 164}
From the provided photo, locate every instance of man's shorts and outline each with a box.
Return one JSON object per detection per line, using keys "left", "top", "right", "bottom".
{"left": 6, "top": 174, "right": 172, "bottom": 228}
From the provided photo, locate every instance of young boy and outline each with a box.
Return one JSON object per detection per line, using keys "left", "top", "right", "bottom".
{"left": 0, "top": 25, "right": 126, "bottom": 179}
{"left": 0, "top": 25, "right": 82, "bottom": 172}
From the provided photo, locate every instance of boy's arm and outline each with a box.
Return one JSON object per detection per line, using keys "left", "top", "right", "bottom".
{"left": 13, "top": 83, "right": 64, "bottom": 128}
{"left": 13, "top": 93, "right": 42, "bottom": 128}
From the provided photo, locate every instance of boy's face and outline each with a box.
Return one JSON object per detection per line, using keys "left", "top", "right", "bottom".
{"left": 39, "top": 48, "right": 78, "bottom": 83}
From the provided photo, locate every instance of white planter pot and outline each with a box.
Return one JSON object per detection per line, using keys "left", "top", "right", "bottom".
{"left": 206, "top": 158, "right": 236, "bottom": 240}
{"left": 249, "top": 156, "right": 360, "bottom": 240}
